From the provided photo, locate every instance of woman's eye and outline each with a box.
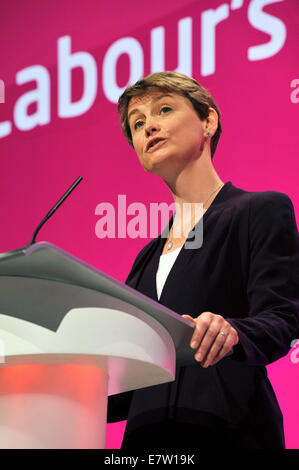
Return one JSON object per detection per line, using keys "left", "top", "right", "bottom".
{"left": 160, "top": 106, "right": 172, "bottom": 114}
{"left": 134, "top": 120, "right": 144, "bottom": 130}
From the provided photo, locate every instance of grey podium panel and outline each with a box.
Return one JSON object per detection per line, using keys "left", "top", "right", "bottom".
{"left": 0, "top": 242, "right": 195, "bottom": 366}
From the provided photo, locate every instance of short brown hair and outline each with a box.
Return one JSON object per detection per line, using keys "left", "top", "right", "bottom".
{"left": 118, "top": 71, "right": 222, "bottom": 159}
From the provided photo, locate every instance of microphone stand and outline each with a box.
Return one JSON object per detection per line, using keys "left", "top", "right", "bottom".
{"left": 0, "top": 176, "right": 83, "bottom": 260}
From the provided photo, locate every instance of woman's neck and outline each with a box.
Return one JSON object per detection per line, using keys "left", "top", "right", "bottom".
{"left": 164, "top": 154, "right": 224, "bottom": 228}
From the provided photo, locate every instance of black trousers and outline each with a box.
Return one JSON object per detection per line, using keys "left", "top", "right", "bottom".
{"left": 121, "top": 421, "right": 260, "bottom": 449}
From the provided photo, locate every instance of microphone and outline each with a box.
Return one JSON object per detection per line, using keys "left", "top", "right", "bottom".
{"left": 0, "top": 176, "right": 83, "bottom": 260}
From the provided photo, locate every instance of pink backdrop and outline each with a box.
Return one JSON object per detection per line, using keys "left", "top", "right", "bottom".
{"left": 0, "top": 0, "right": 298, "bottom": 449}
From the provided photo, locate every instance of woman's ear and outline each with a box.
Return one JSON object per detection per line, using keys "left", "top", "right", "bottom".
{"left": 206, "top": 107, "right": 218, "bottom": 136}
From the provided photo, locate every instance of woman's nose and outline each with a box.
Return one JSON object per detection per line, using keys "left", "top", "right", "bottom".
{"left": 145, "top": 120, "right": 160, "bottom": 137}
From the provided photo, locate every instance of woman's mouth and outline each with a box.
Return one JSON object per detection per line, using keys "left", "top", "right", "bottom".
{"left": 146, "top": 138, "right": 166, "bottom": 152}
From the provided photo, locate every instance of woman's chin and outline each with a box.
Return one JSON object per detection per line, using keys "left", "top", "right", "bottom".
{"left": 143, "top": 160, "right": 168, "bottom": 175}
{"left": 142, "top": 152, "right": 174, "bottom": 173}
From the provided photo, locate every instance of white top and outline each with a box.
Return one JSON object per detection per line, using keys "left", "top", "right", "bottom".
{"left": 156, "top": 246, "right": 183, "bottom": 300}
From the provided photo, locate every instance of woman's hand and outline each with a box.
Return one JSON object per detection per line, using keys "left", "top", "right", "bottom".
{"left": 182, "top": 311, "right": 239, "bottom": 368}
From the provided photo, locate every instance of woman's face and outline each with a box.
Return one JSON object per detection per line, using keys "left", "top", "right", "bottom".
{"left": 127, "top": 89, "right": 210, "bottom": 175}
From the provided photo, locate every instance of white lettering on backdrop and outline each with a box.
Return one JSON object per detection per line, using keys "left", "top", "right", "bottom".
{"left": 0, "top": 0, "right": 287, "bottom": 139}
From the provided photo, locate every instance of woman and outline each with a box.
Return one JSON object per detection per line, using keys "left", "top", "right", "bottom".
{"left": 107, "top": 71, "right": 299, "bottom": 449}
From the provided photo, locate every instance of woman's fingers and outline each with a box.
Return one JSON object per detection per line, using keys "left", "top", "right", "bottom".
{"left": 184, "top": 312, "right": 239, "bottom": 367}
{"left": 181, "top": 314, "right": 196, "bottom": 325}
{"left": 188, "top": 311, "right": 217, "bottom": 352}
{"left": 192, "top": 313, "right": 223, "bottom": 363}
{"left": 201, "top": 330, "right": 238, "bottom": 367}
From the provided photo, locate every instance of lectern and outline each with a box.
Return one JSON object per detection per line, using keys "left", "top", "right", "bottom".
{"left": 0, "top": 242, "right": 194, "bottom": 449}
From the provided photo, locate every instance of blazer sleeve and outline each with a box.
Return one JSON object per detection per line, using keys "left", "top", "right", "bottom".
{"left": 228, "top": 192, "right": 299, "bottom": 366}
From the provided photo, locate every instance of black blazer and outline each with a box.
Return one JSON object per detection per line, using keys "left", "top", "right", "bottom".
{"left": 108, "top": 181, "right": 299, "bottom": 448}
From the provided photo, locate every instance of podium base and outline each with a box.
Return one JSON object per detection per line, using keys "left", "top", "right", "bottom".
{"left": 0, "top": 364, "right": 108, "bottom": 449}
